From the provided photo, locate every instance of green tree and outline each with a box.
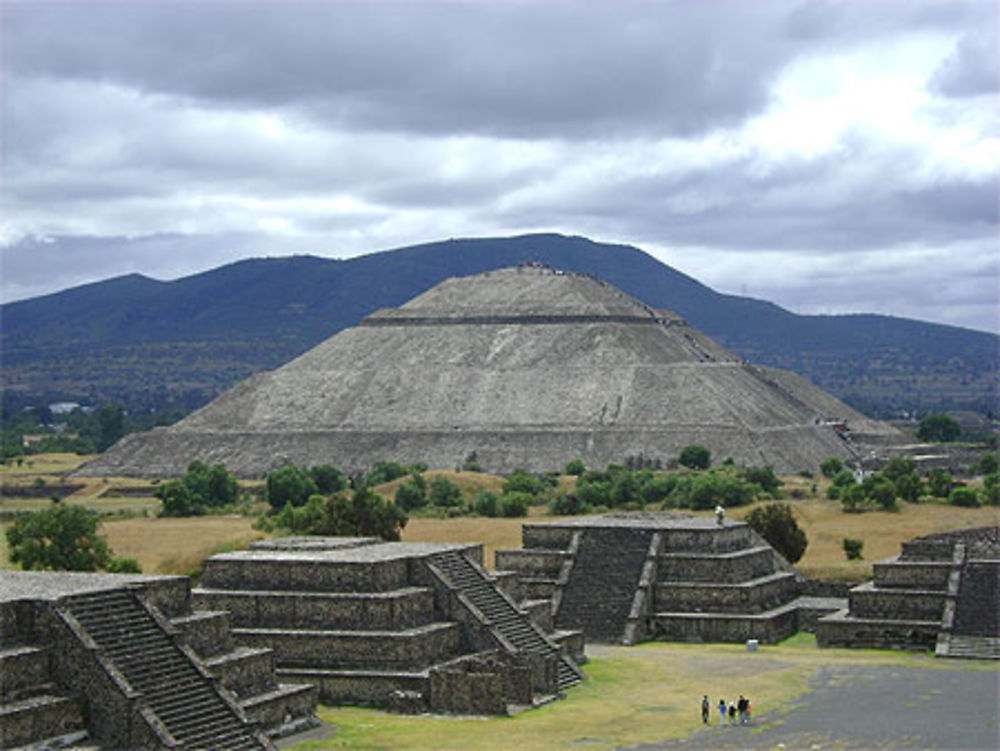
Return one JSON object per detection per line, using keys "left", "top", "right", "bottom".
{"left": 548, "top": 494, "right": 587, "bottom": 515}
{"left": 266, "top": 464, "right": 319, "bottom": 510}
{"left": 564, "top": 459, "right": 586, "bottom": 476}
{"left": 983, "top": 473, "right": 999, "bottom": 505}
{"left": 745, "top": 503, "right": 808, "bottom": 563}
{"left": 641, "top": 474, "right": 677, "bottom": 505}
{"left": 6, "top": 505, "right": 111, "bottom": 571}
{"left": 429, "top": 476, "right": 463, "bottom": 508}
{"left": 395, "top": 480, "right": 427, "bottom": 512}
{"left": 741, "top": 466, "right": 782, "bottom": 497}
{"left": 867, "top": 479, "right": 898, "bottom": 511}
{"left": 368, "top": 461, "right": 411, "bottom": 485}
{"left": 894, "top": 472, "right": 923, "bottom": 503}
{"left": 973, "top": 452, "right": 999, "bottom": 475}
{"left": 917, "top": 413, "right": 961, "bottom": 442}
{"left": 310, "top": 464, "right": 347, "bottom": 494}
{"left": 881, "top": 457, "right": 915, "bottom": 482}
{"left": 678, "top": 445, "right": 711, "bottom": 470}
{"left": 948, "top": 486, "right": 980, "bottom": 507}
{"left": 157, "top": 461, "right": 239, "bottom": 516}
{"left": 106, "top": 556, "right": 143, "bottom": 573}
{"left": 819, "top": 457, "right": 844, "bottom": 479}
{"left": 269, "top": 487, "right": 407, "bottom": 541}
{"left": 609, "top": 471, "right": 641, "bottom": 506}
{"left": 155, "top": 480, "right": 201, "bottom": 517}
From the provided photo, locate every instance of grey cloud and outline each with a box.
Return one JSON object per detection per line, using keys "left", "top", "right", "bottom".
{"left": 3, "top": 1, "right": 795, "bottom": 139}
{"left": 929, "top": 32, "right": 1000, "bottom": 97}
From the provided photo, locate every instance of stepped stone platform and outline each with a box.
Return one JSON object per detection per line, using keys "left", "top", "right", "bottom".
{"left": 818, "top": 526, "right": 1000, "bottom": 659}
{"left": 192, "top": 537, "right": 584, "bottom": 715}
{"left": 0, "top": 571, "right": 318, "bottom": 751}
{"left": 494, "top": 512, "right": 843, "bottom": 646}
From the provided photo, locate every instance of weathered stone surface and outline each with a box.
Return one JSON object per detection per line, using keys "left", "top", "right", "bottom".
{"left": 77, "top": 267, "right": 899, "bottom": 478}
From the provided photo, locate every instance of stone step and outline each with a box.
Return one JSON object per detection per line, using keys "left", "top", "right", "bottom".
{"left": 0, "top": 694, "right": 85, "bottom": 748}
{"left": 192, "top": 586, "right": 436, "bottom": 631}
{"left": 652, "top": 600, "right": 800, "bottom": 644}
{"left": 942, "top": 635, "right": 1000, "bottom": 660}
{"left": 240, "top": 682, "right": 319, "bottom": 736}
{"left": 848, "top": 582, "right": 947, "bottom": 621}
{"left": 233, "top": 622, "right": 462, "bottom": 670}
{"left": 816, "top": 609, "right": 940, "bottom": 650}
{"left": 204, "top": 646, "right": 277, "bottom": 698}
{"left": 657, "top": 545, "right": 776, "bottom": 583}
{"left": 0, "top": 646, "right": 51, "bottom": 702}
{"left": 655, "top": 571, "right": 799, "bottom": 614}
{"left": 171, "top": 610, "right": 234, "bottom": 658}
{"left": 7, "top": 729, "right": 92, "bottom": 751}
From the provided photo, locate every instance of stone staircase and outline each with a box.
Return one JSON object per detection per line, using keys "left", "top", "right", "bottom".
{"left": 63, "top": 588, "right": 269, "bottom": 751}
{"left": 428, "top": 550, "right": 583, "bottom": 691}
{"left": 555, "top": 528, "right": 655, "bottom": 643}
{"left": 0, "top": 644, "right": 90, "bottom": 750}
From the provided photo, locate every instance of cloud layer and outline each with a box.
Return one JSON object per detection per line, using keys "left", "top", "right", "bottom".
{"left": 2, "top": 0, "right": 998, "bottom": 332}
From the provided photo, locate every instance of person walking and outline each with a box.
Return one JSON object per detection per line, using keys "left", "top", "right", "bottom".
{"left": 738, "top": 694, "right": 747, "bottom": 725}
{"left": 701, "top": 695, "right": 710, "bottom": 724}
{"left": 728, "top": 701, "right": 737, "bottom": 725}
{"left": 745, "top": 698, "right": 753, "bottom": 725}
{"left": 718, "top": 698, "right": 727, "bottom": 726}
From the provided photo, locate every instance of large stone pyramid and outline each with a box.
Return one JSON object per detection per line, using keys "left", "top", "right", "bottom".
{"left": 80, "top": 266, "right": 897, "bottom": 477}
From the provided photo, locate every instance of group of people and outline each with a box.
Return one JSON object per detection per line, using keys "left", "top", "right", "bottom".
{"left": 701, "top": 694, "right": 752, "bottom": 726}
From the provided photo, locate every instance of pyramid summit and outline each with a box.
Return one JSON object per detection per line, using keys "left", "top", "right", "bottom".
{"left": 79, "top": 266, "right": 897, "bottom": 477}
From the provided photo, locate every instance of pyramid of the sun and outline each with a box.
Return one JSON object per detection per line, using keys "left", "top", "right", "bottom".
{"left": 80, "top": 266, "right": 897, "bottom": 477}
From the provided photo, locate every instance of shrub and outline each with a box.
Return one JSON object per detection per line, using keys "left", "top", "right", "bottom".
{"left": 842, "top": 538, "right": 864, "bottom": 560}
{"left": 157, "top": 460, "right": 239, "bottom": 516}
{"left": 745, "top": 503, "right": 808, "bottom": 563}
{"left": 974, "top": 452, "right": 999, "bottom": 475}
{"left": 268, "top": 487, "right": 407, "bottom": 541}
{"left": 880, "top": 457, "right": 915, "bottom": 481}
{"left": 265, "top": 464, "right": 318, "bottom": 510}
{"left": 576, "top": 478, "right": 611, "bottom": 507}
{"left": 840, "top": 485, "right": 866, "bottom": 513}
{"left": 682, "top": 473, "right": 753, "bottom": 510}
{"left": 499, "top": 492, "right": 532, "bottom": 517}
{"left": 741, "top": 466, "right": 782, "bottom": 497}
{"left": 678, "top": 444, "right": 711, "bottom": 470}
{"left": 107, "top": 556, "right": 143, "bottom": 573}
{"left": 461, "top": 452, "right": 482, "bottom": 472}
{"left": 473, "top": 491, "right": 500, "bottom": 517}
{"left": 368, "top": 461, "right": 412, "bottom": 485}
{"left": 894, "top": 473, "right": 923, "bottom": 503}
{"left": 609, "top": 471, "right": 641, "bottom": 506}
{"left": 948, "top": 486, "right": 980, "bottom": 508}
{"left": 926, "top": 469, "right": 953, "bottom": 498}
{"left": 819, "top": 457, "right": 844, "bottom": 479}
{"left": 832, "top": 469, "right": 856, "bottom": 488}
{"left": 429, "top": 476, "right": 463, "bottom": 508}
{"left": 641, "top": 474, "right": 677, "bottom": 505}
{"left": 984, "top": 473, "right": 1000, "bottom": 505}
{"left": 564, "top": 459, "right": 586, "bottom": 476}
{"left": 549, "top": 494, "right": 587, "bottom": 515}
{"left": 503, "top": 469, "right": 544, "bottom": 496}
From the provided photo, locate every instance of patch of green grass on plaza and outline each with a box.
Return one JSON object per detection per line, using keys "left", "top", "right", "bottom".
{"left": 289, "top": 640, "right": 998, "bottom": 751}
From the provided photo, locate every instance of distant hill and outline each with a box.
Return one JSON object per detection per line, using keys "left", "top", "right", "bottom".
{"left": 2, "top": 234, "right": 996, "bottom": 417}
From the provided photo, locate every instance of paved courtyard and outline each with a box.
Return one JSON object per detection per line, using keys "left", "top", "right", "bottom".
{"left": 626, "top": 663, "right": 1000, "bottom": 751}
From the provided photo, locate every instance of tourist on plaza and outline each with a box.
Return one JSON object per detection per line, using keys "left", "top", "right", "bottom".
{"left": 701, "top": 695, "right": 710, "bottom": 724}
{"left": 728, "top": 701, "right": 737, "bottom": 725}
{"left": 738, "top": 695, "right": 748, "bottom": 724}
{"left": 718, "top": 698, "right": 727, "bottom": 726}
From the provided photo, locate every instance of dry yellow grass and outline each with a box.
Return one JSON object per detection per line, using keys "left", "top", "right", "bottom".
{"left": 101, "top": 516, "right": 267, "bottom": 574}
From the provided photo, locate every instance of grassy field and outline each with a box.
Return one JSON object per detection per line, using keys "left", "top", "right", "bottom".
{"left": 3, "top": 455, "right": 997, "bottom": 578}
{"left": 287, "top": 635, "right": 997, "bottom": 751}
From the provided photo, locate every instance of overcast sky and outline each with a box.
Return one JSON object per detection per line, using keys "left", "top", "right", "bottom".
{"left": 2, "top": 0, "right": 998, "bottom": 332}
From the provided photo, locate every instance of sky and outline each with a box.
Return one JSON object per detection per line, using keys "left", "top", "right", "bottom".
{"left": 1, "top": 0, "right": 998, "bottom": 333}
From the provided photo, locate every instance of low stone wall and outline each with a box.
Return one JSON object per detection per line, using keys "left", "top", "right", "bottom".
{"left": 428, "top": 653, "right": 531, "bottom": 715}
{"left": 816, "top": 611, "right": 939, "bottom": 650}
{"left": 172, "top": 610, "right": 233, "bottom": 658}
{"left": 657, "top": 546, "right": 774, "bottom": 584}
{"left": 849, "top": 583, "right": 946, "bottom": 621}
{"left": 655, "top": 573, "right": 798, "bottom": 615}
{"left": 192, "top": 587, "right": 435, "bottom": 630}
{"left": 281, "top": 668, "right": 427, "bottom": 706}
{"left": 234, "top": 622, "right": 461, "bottom": 670}
{"left": 522, "top": 525, "right": 576, "bottom": 551}
{"left": 651, "top": 606, "right": 798, "bottom": 644}
{"left": 659, "top": 525, "right": 754, "bottom": 554}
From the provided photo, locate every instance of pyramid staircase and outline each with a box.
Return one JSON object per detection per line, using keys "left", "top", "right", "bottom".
{"left": 554, "top": 528, "right": 655, "bottom": 643}
{"left": 62, "top": 588, "right": 270, "bottom": 750}
{"left": 428, "top": 550, "right": 583, "bottom": 691}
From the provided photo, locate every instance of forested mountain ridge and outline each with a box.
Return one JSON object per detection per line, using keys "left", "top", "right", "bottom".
{"left": 2, "top": 234, "right": 995, "bottom": 417}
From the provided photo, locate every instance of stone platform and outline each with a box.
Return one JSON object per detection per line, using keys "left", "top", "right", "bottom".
{"left": 495, "top": 512, "right": 843, "bottom": 646}
{"left": 193, "top": 537, "right": 584, "bottom": 714}
{"left": 818, "top": 526, "right": 1000, "bottom": 658}
{"left": 0, "top": 571, "right": 317, "bottom": 750}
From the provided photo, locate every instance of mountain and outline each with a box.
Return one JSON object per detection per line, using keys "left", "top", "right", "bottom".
{"left": 1, "top": 234, "right": 996, "bottom": 416}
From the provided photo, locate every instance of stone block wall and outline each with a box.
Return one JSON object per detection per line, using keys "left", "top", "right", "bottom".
{"left": 872, "top": 560, "right": 952, "bottom": 590}
{"left": 656, "top": 546, "right": 774, "bottom": 583}
{"left": 655, "top": 572, "right": 798, "bottom": 615}
{"left": 201, "top": 556, "right": 410, "bottom": 593}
